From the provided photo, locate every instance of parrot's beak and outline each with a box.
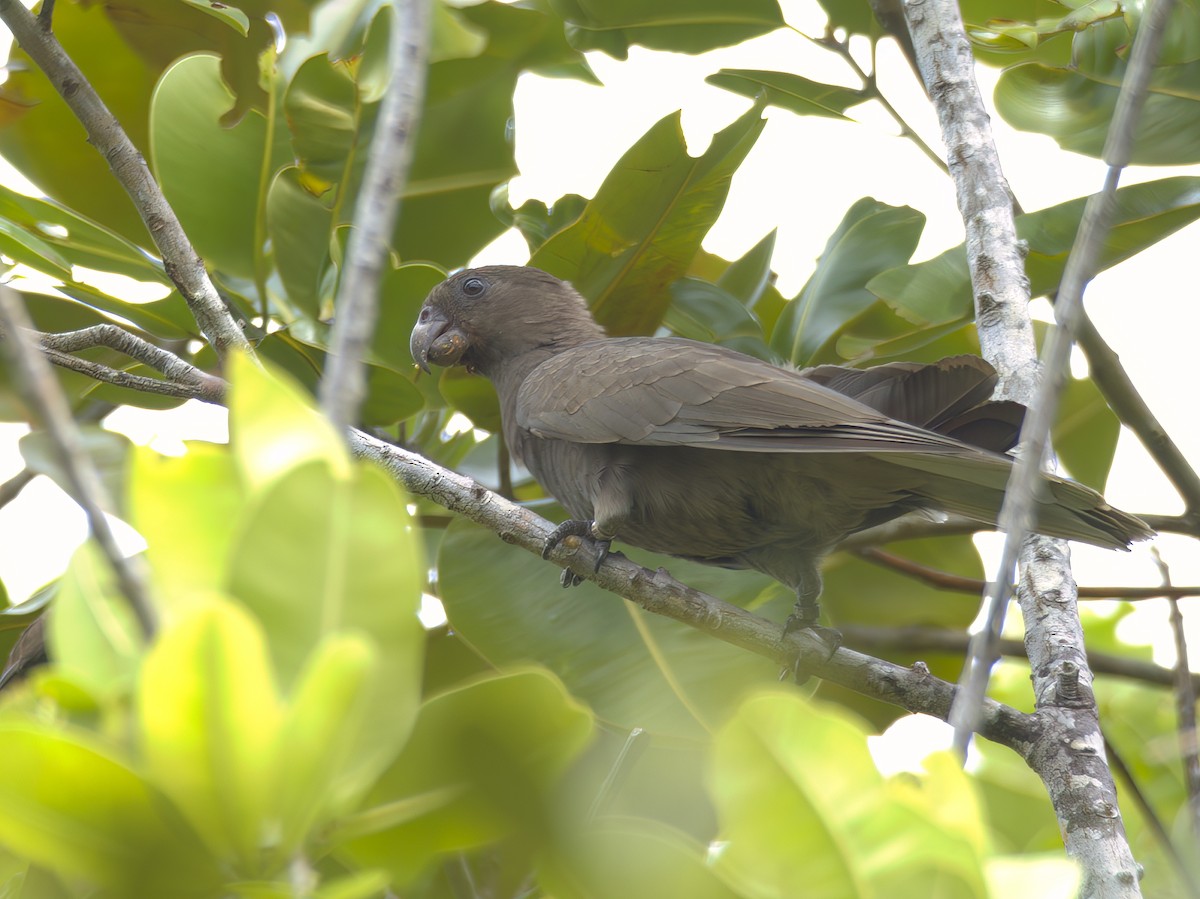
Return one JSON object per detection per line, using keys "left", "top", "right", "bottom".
{"left": 410, "top": 305, "right": 469, "bottom": 373}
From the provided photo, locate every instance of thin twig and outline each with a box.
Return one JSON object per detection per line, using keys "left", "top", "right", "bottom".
{"left": 1104, "top": 730, "right": 1200, "bottom": 896}
{"left": 0, "top": 0, "right": 250, "bottom": 359}
{"left": 319, "top": 0, "right": 429, "bottom": 433}
{"left": 839, "top": 624, "right": 1200, "bottom": 691}
{"left": 857, "top": 547, "right": 1200, "bottom": 600}
{"left": 1155, "top": 549, "right": 1200, "bottom": 839}
{"left": 0, "top": 286, "right": 156, "bottom": 637}
{"left": 0, "top": 468, "right": 35, "bottom": 511}
{"left": 1077, "top": 311, "right": 1200, "bottom": 520}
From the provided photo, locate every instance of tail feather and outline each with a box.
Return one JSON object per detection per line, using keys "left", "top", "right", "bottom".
{"left": 880, "top": 452, "right": 1154, "bottom": 549}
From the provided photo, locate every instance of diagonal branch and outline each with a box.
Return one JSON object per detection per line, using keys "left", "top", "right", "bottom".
{"left": 0, "top": 286, "right": 157, "bottom": 637}
{"left": 0, "top": 0, "right": 250, "bottom": 359}
{"left": 320, "top": 0, "right": 429, "bottom": 433}
{"left": 348, "top": 428, "right": 1039, "bottom": 748}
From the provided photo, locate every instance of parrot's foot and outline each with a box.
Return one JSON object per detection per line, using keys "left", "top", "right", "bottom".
{"left": 780, "top": 599, "right": 841, "bottom": 684}
{"left": 543, "top": 519, "right": 612, "bottom": 588}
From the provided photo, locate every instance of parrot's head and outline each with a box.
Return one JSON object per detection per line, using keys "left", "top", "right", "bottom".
{"left": 410, "top": 265, "right": 603, "bottom": 377}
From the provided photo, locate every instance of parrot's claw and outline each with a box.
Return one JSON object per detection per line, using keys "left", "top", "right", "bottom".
{"left": 543, "top": 519, "right": 613, "bottom": 588}
{"left": 780, "top": 599, "right": 841, "bottom": 684}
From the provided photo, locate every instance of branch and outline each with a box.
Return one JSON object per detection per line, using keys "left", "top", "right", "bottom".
{"left": 1156, "top": 551, "right": 1200, "bottom": 839}
{"left": 319, "top": 0, "right": 429, "bottom": 433}
{"left": 0, "top": 0, "right": 250, "bottom": 359}
{"left": 839, "top": 624, "right": 1200, "bottom": 692}
{"left": 348, "top": 428, "right": 1038, "bottom": 749}
{"left": 1076, "top": 311, "right": 1200, "bottom": 521}
{"left": 0, "top": 321, "right": 226, "bottom": 403}
{"left": 857, "top": 547, "right": 1200, "bottom": 600}
{"left": 902, "top": 0, "right": 1152, "bottom": 891}
{"left": 0, "top": 286, "right": 156, "bottom": 637}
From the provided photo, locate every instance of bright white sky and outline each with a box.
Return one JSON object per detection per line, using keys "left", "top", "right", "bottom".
{"left": 0, "top": 2, "right": 1197, "bottom": 766}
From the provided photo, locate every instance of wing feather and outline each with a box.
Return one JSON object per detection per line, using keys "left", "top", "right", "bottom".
{"left": 516, "top": 338, "right": 988, "bottom": 455}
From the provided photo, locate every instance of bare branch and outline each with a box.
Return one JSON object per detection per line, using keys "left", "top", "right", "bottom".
{"left": 857, "top": 547, "right": 1200, "bottom": 600}
{"left": 1077, "top": 312, "right": 1200, "bottom": 519}
{"left": 320, "top": 0, "right": 429, "bottom": 433}
{"left": 0, "top": 0, "right": 250, "bottom": 359}
{"left": 1155, "top": 550, "right": 1200, "bottom": 838}
{"left": 0, "top": 468, "right": 35, "bottom": 511}
{"left": 839, "top": 624, "right": 1200, "bottom": 692}
{"left": 0, "top": 286, "right": 156, "bottom": 637}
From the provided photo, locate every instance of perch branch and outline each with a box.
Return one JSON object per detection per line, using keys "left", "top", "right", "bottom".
{"left": 1155, "top": 550, "right": 1200, "bottom": 838}
{"left": 0, "top": 0, "right": 250, "bottom": 359}
{"left": 0, "top": 286, "right": 156, "bottom": 637}
{"left": 349, "top": 428, "right": 1038, "bottom": 749}
{"left": 319, "top": 0, "right": 429, "bottom": 432}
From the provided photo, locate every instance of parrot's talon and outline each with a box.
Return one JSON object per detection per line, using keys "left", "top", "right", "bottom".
{"left": 780, "top": 601, "right": 842, "bottom": 684}
{"left": 542, "top": 519, "right": 595, "bottom": 559}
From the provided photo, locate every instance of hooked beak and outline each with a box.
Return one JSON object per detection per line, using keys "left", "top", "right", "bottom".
{"left": 410, "top": 305, "right": 469, "bottom": 373}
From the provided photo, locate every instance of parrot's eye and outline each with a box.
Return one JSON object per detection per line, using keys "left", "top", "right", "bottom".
{"left": 462, "top": 277, "right": 487, "bottom": 297}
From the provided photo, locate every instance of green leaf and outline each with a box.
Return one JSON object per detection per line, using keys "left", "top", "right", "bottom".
{"left": 271, "top": 634, "right": 379, "bottom": 852}
{"left": 492, "top": 188, "right": 589, "bottom": 253}
{"left": 1053, "top": 375, "right": 1120, "bottom": 491}
{"left": 393, "top": 1, "right": 595, "bottom": 266}
{"left": 337, "top": 669, "right": 593, "bottom": 886}
{"left": 284, "top": 54, "right": 360, "bottom": 186}
{"left": 138, "top": 601, "right": 282, "bottom": 866}
{"left": 266, "top": 167, "right": 337, "bottom": 319}
{"left": 128, "top": 442, "right": 244, "bottom": 604}
{"left": 709, "top": 693, "right": 989, "bottom": 899}
{"left": 717, "top": 229, "right": 777, "bottom": 306}
{"left": 539, "top": 819, "right": 743, "bottom": 899}
{"left": 868, "top": 177, "right": 1200, "bottom": 327}
{"left": 549, "top": 0, "right": 785, "bottom": 58}
{"left": 436, "top": 519, "right": 784, "bottom": 740}
{"left": 771, "top": 199, "right": 925, "bottom": 367}
{"left": 46, "top": 544, "right": 143, "bottom": 701}
{"left": 814, "top": 0, "right": 885, "bottom": 36}
{"left": 663, "top": 278, "right": 771, "bottom": 359}
{"left": 226, "top": 353, "right": 348, "bottom": 492}
{"left": 18, "top": 427, "right": 132, "bottom": 514}
{"left": 0, "top": 1, "right": 156, "bottom": 243}
{"left": 995, "top": 19, "right": 1200, "bottom": 164}
{"left": 707, "top": 69, "right": 867, "bottom": 119}
{"left": 531, "top": 105, "right": 766, "bottom": 335}
{"left": 372, "top": 263, "right": 448, "bottom": 374}
{"left": 150, "top": 54, "right": 287, "bottom": 280}
{"left": 437, "top": 366, "right": 502, "bottom": 432}
{"left": 0, "top": 720, "right": 219, "bottom": 892}
{"left": 226, "top": 460, "right": 424, "bottom": 793}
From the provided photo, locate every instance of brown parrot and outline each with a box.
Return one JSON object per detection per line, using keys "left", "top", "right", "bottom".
{"left": 410, "top": 265, "right": 1152, "bottom": 637}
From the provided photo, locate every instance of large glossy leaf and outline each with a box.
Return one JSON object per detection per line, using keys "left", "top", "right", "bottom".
{"left": 45, "top": 543, "right": 143, "bottom": 701}
{"left": 1053, "top": 375, "right": 1120, "bottom": 491}
{"left": 867, "top": 177, "right": 1200, "bottom": 327}
{"left": 436, "top": 519, "right": 786, "bottom": 740}
{"left": 337, "top": 669, "right": 593, "bottom": 886}
{"left": 371, "top": 263, "right": 447, "bottom": 373}
{"left": 538, "top": 819, "right": 743, "bottom": 899}
{"left": 87, "top": 0, "right": 317, "bottom": 122}
{"left": 266, "top": 167, "right": 337, "bottom": 319}
{"left": 709, "top": 693, "right": 988, "bottom": 899}
{"left": 0, "top": 721, "right": 219, "bottom": 893}
{"left": 995, "top": 19, "right": 1200, "bottom": 163}
{"left": 394, "top": 1, "right": 595, "bottom": 266}
{"left": 531, "top": 106, "right": 765, "bottom": 335}
{"left": 284, "top": 54, "right": 359, "bottom": 187}
{"left": 227, "top": 457, "right": 424, "bottom": 792}
{"left": 549, "top": 0, "right": 785, "bottom": 58}
{"left": 707, "top": 69, "right": 867, "bottom": 119}
{"left": 771, "top": 199, "right": 925, "bottom": 367}
{"left": 138, "top": 601, "right": 282, "bottom": 867}
{"left": 129, "top": 442, "right": 245, "bottom": 605}
{"left": 151, "top": 54, "right": 290, "bottom": 281}
{"left": 0, "top": 185, "right": 166, "bottom": 283}
{"left": 18, "top": 426, "right": 132, "bottom": 513}
{"left": 0, "top": 1, "right": 157, "bottom": 243}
